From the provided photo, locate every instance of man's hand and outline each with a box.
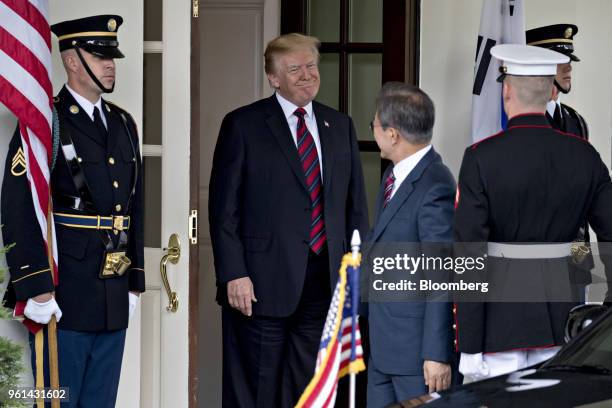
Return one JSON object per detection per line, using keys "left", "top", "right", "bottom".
{"left": 423, "top": 360, "right": 451, "bottom": 393}
{"left": 227, "top": 277, "right": 257, "bottom": 316}
{"left": 24, "top": 294, "right": 62, "bottom": 324}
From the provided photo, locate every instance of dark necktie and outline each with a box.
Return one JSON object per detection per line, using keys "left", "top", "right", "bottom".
{"left": 553, "top": 104, "right": 565, "bottom": 131}
{"left": 383, "top": 171, "right": 395, "bottom": 208}
{"left": 294, "top": 108, "right": 326, "bottom": 254}
{"left": 93, "top": 106, "right": 108, "bottom": 141}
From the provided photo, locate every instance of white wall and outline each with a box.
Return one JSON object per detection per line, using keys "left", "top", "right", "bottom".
{"left": 420, "top": 0, "right": 612, "bottom": 177}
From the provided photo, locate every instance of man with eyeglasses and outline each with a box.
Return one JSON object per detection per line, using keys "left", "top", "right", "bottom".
{"left": 366, "top": 82, "right": 456, "bottom": 406}
{"left": 209, "top": 33, "right": 368, "bottom": 407}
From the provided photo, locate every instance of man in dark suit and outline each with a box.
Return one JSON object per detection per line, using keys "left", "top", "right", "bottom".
{"left": 366, "top": 83, "right": 455, "bottom": 407}
{"left": 455, "top": 44, "right": 612, "bottom": 380}
{"left": 209, "top": 33, "right": 369, "bottom": 407}
{"left": 1, "top": 15, "right": 144, "bottom": 407}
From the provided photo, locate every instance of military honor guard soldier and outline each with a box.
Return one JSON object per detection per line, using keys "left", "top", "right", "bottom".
{"left": 526, "top": 24, "right": 588, "bottom": 138}
{"left": 1, "top": 15, "right": 145, "bottom": 407}
{"left": 454, "top": 44, "right": 612, "bottom": 380}
{"left": 527, "top": 23, "right": 594, "bottom": 290}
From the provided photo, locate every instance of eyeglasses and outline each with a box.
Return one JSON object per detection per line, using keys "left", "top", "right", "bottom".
{"left": 369, "top": 120, "right": 383, "bottom": 132}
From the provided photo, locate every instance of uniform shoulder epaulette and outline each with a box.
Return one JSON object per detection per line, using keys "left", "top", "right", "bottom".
{"left": 561, "top": 103, "right": 586, "bottom": 123}
{"left": 105, "top": 100, "right": 131, "bottom": 117}
{"left": 105, "top": 100, "right": 139, "bottom": 138}
{"left": 561, "top": 103, "right": 589, "bottom": 140}
{"left": 561, "top": 102, "right": 578, "bottom": 114}
{"left": 105, "top": 100, "right": 136, "bottom": 123}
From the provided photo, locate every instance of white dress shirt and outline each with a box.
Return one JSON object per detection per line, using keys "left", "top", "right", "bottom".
{"left": 389, "top": 144, "right": 432, "bottom": 199}
{"left": 66, "top": 84, "right": 108, "bottom": 129}
{"left": 546, "top": 97, "right": 561, "bottom": 120}
{"left": 275, "top": 92, "right": 323, "bottom": 177}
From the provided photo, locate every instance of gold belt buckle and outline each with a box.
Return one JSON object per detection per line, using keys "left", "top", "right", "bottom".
{"left": 113, "top": 215, "right": 124, "bottom": 231}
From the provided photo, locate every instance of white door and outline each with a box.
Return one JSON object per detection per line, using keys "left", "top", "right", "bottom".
{"left": 117, "top": 0, "right": 193, "bottom": 407}
{"left": 46, "top": 1, "right": 192, "bottom": 407}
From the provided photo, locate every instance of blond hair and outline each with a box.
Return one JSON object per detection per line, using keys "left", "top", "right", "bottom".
{"left": 264, "top": 33, "right": 320, "bottom": 74}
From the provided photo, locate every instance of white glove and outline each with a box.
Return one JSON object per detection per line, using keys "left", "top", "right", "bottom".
{"left": 24, "top": 296, "right": 62, "bottom": 324}
{"left": 128, "top": 292, "right": 140, "bottom": 320}
{"left": 459, "top": 352, "right": 489, "bottom": 380}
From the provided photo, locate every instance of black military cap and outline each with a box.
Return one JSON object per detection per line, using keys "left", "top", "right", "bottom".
{"left": 526, "top": 24, "right": 579, "bottom": 62}
{"left": 51, "top": 15, "right": 124, "bottom": 58}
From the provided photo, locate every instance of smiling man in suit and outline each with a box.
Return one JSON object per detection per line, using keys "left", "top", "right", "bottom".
{"left": 209, "top": 33, "right": 368, "bottom": 407}
{"left": 366, "top": 82, "right": 455, "bottom": 407}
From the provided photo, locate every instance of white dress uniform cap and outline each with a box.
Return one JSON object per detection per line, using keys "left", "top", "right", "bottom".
{"left": 491, "top": 44, "right": 569, "bottom": 77}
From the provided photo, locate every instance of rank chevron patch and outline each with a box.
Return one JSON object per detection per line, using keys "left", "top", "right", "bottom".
{"left": 11, "top": 147, "right": 27, "bottom": 177}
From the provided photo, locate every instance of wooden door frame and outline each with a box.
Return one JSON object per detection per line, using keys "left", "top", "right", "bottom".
{"left": 189, "top": 5, "right": 201, "bottom": 408}
{"left": 280, "top": 0, "right": 420, "bottom": 170}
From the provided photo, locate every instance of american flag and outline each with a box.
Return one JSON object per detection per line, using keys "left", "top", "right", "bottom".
{"left": 0, "top": 0, "right": 58, "bottom": 331}
{"left": 295, "top": 253, "right": 365, "bottom": 408}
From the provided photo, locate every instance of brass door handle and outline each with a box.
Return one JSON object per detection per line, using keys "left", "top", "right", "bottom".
{"left": 160, "top": 233, "right": 181, "bottom": 312}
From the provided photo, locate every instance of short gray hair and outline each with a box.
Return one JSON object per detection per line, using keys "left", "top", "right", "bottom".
{"left": 506, "top": 75, "right": 554, "bottom": 109}
{"left": 375, "top": 82, "right": 435, "bottom": 145}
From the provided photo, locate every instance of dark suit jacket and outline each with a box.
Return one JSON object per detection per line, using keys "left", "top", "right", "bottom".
{"left": 367, "top": 147, "right": 456, "bottom": 375}
{"left": 1, "top": 86, "right": 145, "bottom": 331}
{"left": 209, "top": 95, "right": 369, "bottom": 317}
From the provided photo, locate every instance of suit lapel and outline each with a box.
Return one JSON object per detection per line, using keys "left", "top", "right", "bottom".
{"left": 313, "top": 103, "right": 333, "bottom": 196}
{"left": 58, "top": 87, "right": 106, "bottom": 147}
{"left": 265, "top": 96, "right": 308, "bottom": 191}
{"left": 371, "top": 148, "right": 438, "bottom": 242}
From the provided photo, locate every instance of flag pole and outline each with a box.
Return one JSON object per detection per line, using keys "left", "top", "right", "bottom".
{"left": 349, "top": 230, "right": 361, "bottom": 408}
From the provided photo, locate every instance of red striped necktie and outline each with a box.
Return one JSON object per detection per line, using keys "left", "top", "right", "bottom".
{"left": 295, "top": 107, "right": 326, "bottom": 254}
{"left": 383, "top": 171, "right": 395, "bottom": 208}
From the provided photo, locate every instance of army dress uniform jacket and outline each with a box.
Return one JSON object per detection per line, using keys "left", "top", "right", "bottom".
{"left": 547, "top": 103, "right": 589, "bottom": 139}
{"left": 1, "top": 86, "right": 145, "bottom": 332}
{"left": 453, "top": 113, "right": 612, "bottom": 354}
{"left": 548, "top": 103, "right": 593, "bottom": 272}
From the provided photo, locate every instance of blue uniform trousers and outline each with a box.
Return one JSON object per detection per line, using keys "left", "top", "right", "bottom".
{"left": 29, "top": 328, "right": 126, "bottom": 408}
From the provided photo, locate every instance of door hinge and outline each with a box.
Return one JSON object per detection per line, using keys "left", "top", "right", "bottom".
{"left": 188, "top": 210, "right": 198, "bottom": 244}
{"left": 192, "top": 0, "right": 199, "bottom": 18}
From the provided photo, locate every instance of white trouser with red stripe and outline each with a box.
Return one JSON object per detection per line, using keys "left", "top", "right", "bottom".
{"left": 460, "top": 242, "right": 570, "bottom": 383}
{"left": 460, "top": 347, "right": 561, "bottom": 383}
